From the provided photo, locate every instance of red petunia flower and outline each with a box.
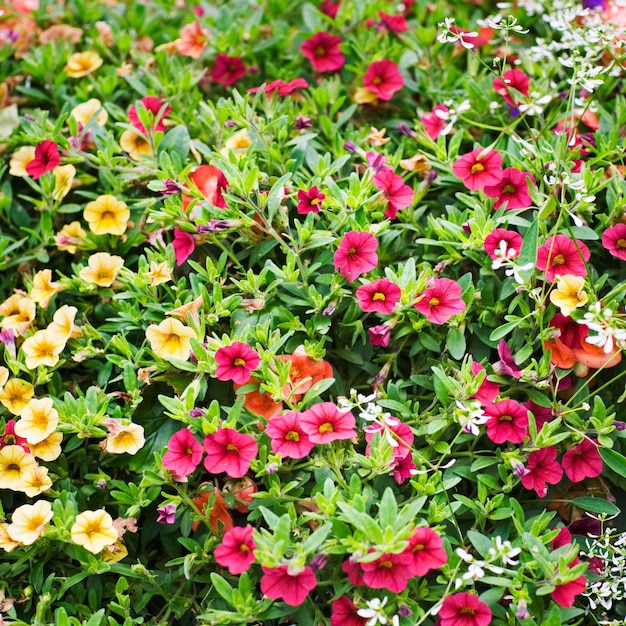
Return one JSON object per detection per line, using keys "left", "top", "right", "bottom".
{"left": 172, "top": 229, "right": 195, "bottom": 266}
{"left": 360, "top": 550, "right": 414, "bottom": 593}
{"left": 493, "top": 69, "right": 531, "bottom": 107}
{"left": 300, "top": 31, "right": 344, "bottom": 72}
{"left": 341, "top": 558, "right": 365, "bottom": 585}
{"left": 215, "top": 342, "right": 260, "bottom": 385}
{"left": 330, "top": 595, "right": 367, "bottom": 626}
{"left": 484, "top": 399, "right": 529, "bottom": 444}
{"left": 405, "top": 526, "right": 448, "bottom": 576}
{"left": 550, "top": 528, "right": 587, "bottom": 607}
{"left": 561, "top": 438, "right": 603, "bottom": 482}
{"left": 355, "top": 278, "right": 401, "bottom": 314}
{"left": 214, "top": 525, "right": 256, "bottom": 574}
{"left": 260, "top": 564, "right": 317, "bottom": 606}
{"left": 162, "top": 428, "right": 203, "bottom": 477}
{"left": 334, "top": 230, "right": 378, "bottom": 282}
{"left": 377, "top": 11, "right": 409, "bottom": 33}
{"left": 363, "top": 59, "right": 404, "bottom": 101}
{"left": 471, "top": 362, "right": 500, "bottom": 406}
{"left": 420, "top": 104, "right": 450, "bottom": 140}
{"left": 320, "top": 0, "right": 341, "bottom": 18}
{"left": 483, "top": 228, "right": 523, "bottom": 264}
{"left": 524, "top": 400, "right": 554, "bottom": 430}
{"left": 182, "top": 164, "right": 228, "bottom": 212}
{"left": 211, "top": 53, "right": 246, "bottom": 87}
{"left": 203, "top": 427, "right": 258, "bottom": 478}
{"left": 414, "top": 277, "right": 466, "bottom": 325}
{"left": 372, "top": 169, "right": 414, "bottom": 219}
{"left": 536, "top": 234, "right": 590, "bottom": 282}
{"left": 601, "top": 223, "right": 626, "bottom": 260}
{"left": 265, "top": 411, "right": 315, "bottom": 459}
{"left": 192, "top": 487, "right": 234, "bottom": 533}
{"left": 439, "top": 592, "right": 492, "bottom": 626}
{"left": 25, "top": 140, "right": 60, "bottom": 179}
{"left": 483, "top": 167, "right": 535, "bottom": 210}
{"left": 521, "top": 446, "right": 563, "bottom": 498}
{"left": 297, "top": 186, "right": 325, "bottom": 214}
{"left": 452, "top": 148, "right": 503, "bottom": 191}
{"left": 299, "top": 402, "right": 356, "bottom": 444}
{"left": 128, "top": 96, "right": 171, "bottom": 134}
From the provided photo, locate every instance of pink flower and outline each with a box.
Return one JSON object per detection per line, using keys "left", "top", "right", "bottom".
{"left": 363, "top": 59, "right": 404, "bottom": 101}
{"left": 299, "top": 402, "right": 357, "bottom": 444}
{"left": 483, "top": 167, "right": 535, "bottom": 210}
{"left": 203, "top": 428, "right": 258, "bottom": 478}
{"left": 320, "top": 0, "right": 340, "bottom": 18}
{"left": 390, "top": 451, "right": 417, "bottom": 483}
{"left": 162, "top": 428, "right": 203, "bottom": 476}
{"left": 561, "top": 438, "right": 603, "bottom": 482}
{"left": 265, "top": 412, "right": 315, "bottom": 459}
{"left": 356, "top": 278, "right": 401, "bottom": 314}
{"left": 495, "top": 339, "right": 522, "bottom": 379}
{"left": 493, "top": 69, "right": 530, "bottom": 107}
{"left": 156, "top": 503, "right": 177, "bottom": 524}
{"left": 214, "top": 525, "right": 256, "bottom": 574}
{"left": 405, "top": 526, "right": 448, "bottom": 576}
{"left": 215, "top": 342, "right": 260, "bottom": 385}
{"left": 483, "top": 228, "right": 523, "bottom": 263}
{"left": 452, "top": 148, "right": 503, "bottom": 191}
{"left": 550, "top": 528, "right": 587, "bottom": 607}
{"left": 300, "top": 31, "right": 344, "bottom": 72}
{"left": 471, "top": 362, "right": 500, "bottom": 406}
{"left": 372, "top": 169, "right": 414, "bottom": 219}
{"left": 420, "top": 104, "right": 450, "bottom": 140}
{"left": 248, "top": 78, "right": 309, "bottom": 96}
{"left": 439, "top": 593, "right": 492, "bottom": 626}
{"left": 414, "top": 277, "right": 466, "bottom": 324}
{"left": 260, "top": 565, "right": 317, "bottom": 606}
{"left": 26, "top": 140, "right": 60, "bottom": 179}
{"left": 297, "top": 186, "right": 325, "bottom": 214}
{"left": 365, "top": 418, "right": 413, "bottom": 459}
{"left": 524, "top": 400, "right": 554, "bottom": 430}
{"left": 601, "top": 223, "right": 626, "bottom": 260}
{"left": 341, "top": 558, "right": 365, "bottom": 585}
{"left": 172, "top": 229, "right": 196, "bottom": 266}
{"left": 536, "top": 234, "right": 590, "bottom": 282}
{"left": 521, "top": 446, "right": 563, "bottom": 498}
{"left": 484, "top": 399, "right": 529, "bottom": 444}
{"left": 330, "top": 595, "right": 367, "bottom": 626}
{"left": 334, "top": 231, "right": 378, "bottom": 282}
{"left": 128, "top": 96, "right": 171, "bottom": 133}
{"left": 368, "top": 323, "right": 391, "bottom": 347}
{"left": 361, "top": 550, "right": 414, "bottom": 593}
{"left": 211, "top": 53, "right": 246, "bottom": 87}
{"left": 378, "top": 11, "right": 409, "bottom": 33}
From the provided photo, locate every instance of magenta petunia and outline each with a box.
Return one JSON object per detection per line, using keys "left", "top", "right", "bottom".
{"left": 536, "top": 234, "right": 590, "bottom": 282}
{"left": 405, "top": 526, "right": 448, "bottom": 576}
{"left": 355, "top": 278, "right": 401, "bottom": 314}
{"left": 330, "top": 595, "right": 367, "bottom": 626}
{"left": 601, "top": 223, "right": 626, "bottom": 260}
{"left": 203, "top": 427, "right": 258, "bottom": 478}
{"left": 172, "top": 229, "right": 195, "bottom": 266}
{"left": 334, "top": 230, "right": 378, "bottom": 282}
{"left": 341, "top": 558, "right": 365, "bottom": 586}
{"left": 248, "top": 78, "right": 309, "bottom": 97}
{"left": 483, "top": 167, "right": 535, "bottom": 210}
{"left": 414, "top": 277, "right": 466, "bottom": 325}
{"left": 378, "top": 11, "right": 409, "bottom": 33}
{"left": 260, "top": 564, "right": 317, "bottom": 606}
{"left": 365, "top": 418, "right": 413, "bottom": 459}
{"left": 550, "top": 528, "right": 587, "bottom": 607}
{"left": 390, "top": 451, "right": 417, "bottom": 483}
{"left": 484, "top": 399, "right": 529, "bottom": 444}
{"left": 493, "top": 69, "right": 531, "bottom": 106}
{"left": 211, "top": 53, "right": 246, "bottom": 87}
{"left": 162, "top": 428, "right": 203, "bottom": 477}
{"left": 265, "top": 411, "right": 315, "bottom": 459}
{"left": 368, "top": 323, "right": 392, "bottom": 347}
{"left": 363, "top": 59, "right": 404, "bottom": 101}
{"left": 421, "top": 104, "right": 449, "bottom": 140}
{"left": 215, "top": 341, "right": 261, "bottom": 385}
{"left": 128, "top": 95, "right": 171, "bottom": 133}
{"left": 470, "top": 362, "right": 500, "bottom": 406}
{"left": 360, "top": 550, "right": 414, "bottom": 593}
{"left": 297, "top": 186, "right": 325, "bottom": 214}
{"left": 521, "top": 446, "right": 563, "bottom": 498}
{"left": 438, "top": 592, "right": 492, "bottom": 626}
{"left": 483, "top": 228, "right": 523, "bottom": 263}
{"left": 452, "top": 148, "right": 503, "bottom": 191}
{"left": 372, "top": 169, "right": 414, "bottom": 219}
{"left": 299, "top": 402, "right": 357, "bottom": 444}
{"left": 25, "top": 140, "right": 60, "bottom": 179}
{"left": 494, "top": 339, "right": 522, "bottom": 379}
{"left": 561, "top": 438, "right": 603, "bottom": 482}
{"left": 300, "top": 31, "right": 344, "bottom": 72}
{"left": 214, "top": 525, "right": 256, "bottom": 574}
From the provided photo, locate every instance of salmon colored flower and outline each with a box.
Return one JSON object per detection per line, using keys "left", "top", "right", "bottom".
{"left": 0, "top": 379, "right": 34, "bottom": 415}
{"left": 300, "top": 31, "right": 345, "bottom": 72}
{"left": 215, "top": 342, "right": 260, "bottom": 385}
{"left": 9, "top": 146, "right": 36, "bottom": 176}
{"left": 363, "top": 59, "right": 404, "bottom": 101}
{"left": 7, "top": 500, "right": 53, "bottom": 545}
{"left": 55, "top": 221, "right": 87, "bottom": 254}
{"left": 203, "top": 427, "right": 258, "bottom": 478}
{"left": 79, "top": 252, "right": 124, "bottom": 287}
{"left": 278, "top": 346, "right": 333, "bottom": 399}
{"left": 182, "top": 164, "right": 228, "bottom": 212}
{"left": 65, "top": 51, "right": 103, "bottom": 77}
{"left": 145, "top": 261, "right": 172, "bottom": 286}
{"left": 214, "top": 525, "right": 257, "bottom": 574}
{"left": 334, "top": 231, "right": 378, "bottom": 282}
{"left": 84, "top": 194, "right": 130, "bottom": 236}
{"left": 234, "top": 377, "right": 283, "bottom": 419}
{"left": 192, "top": 487, "right": 233, "bottom": 532}
{"left": 70, "top": 98, "right": 108, "bottom": 126}
{"left": 25, "top": 140, "right": 60, "bottom": 179}
{"left": 30, "top": 269, "right": 62, "bottom": 308}
{"left": 146, "top": 317, "right": 195, "bottom": 362}
{"left": 453, "top": 148, "right": 503, "bottom": 191}
{"left": 536, "top": 235, "right": 590, "bottom": 282}
{"left": 14, "top": 397, "right": 58, "bottom": 444}
{"left": 414, "top": 277, "right": 466, "bottom": 324}
{"left": 70, "top": 509, "right": 118, "bottom": 554}
{"left": 550, "top": 275, "right": 588, "bottom": 316}
{"left": 39, "top": 24, "right": 83, "bottom": 44}
{"left": 119, "top": 129, "right": 153, "bottom": 160}
{"left": 176, "top": 22, "right": 209, "bottom": 59}
{"left": 0, "top": 445, "right": 37, "bottom": 491}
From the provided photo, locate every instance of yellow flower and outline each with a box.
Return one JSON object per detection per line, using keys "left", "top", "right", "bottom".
{"left": 145, "top": 317, "right": 196, "bottom": 362}
{"left": 0, "top": 294, "right": 36, "bottom": 335}
{"left": 100, "top": 422, "right": 145, "bottom": 455}
{"left": 102, "top": 540, "right": 128, "bottom": 563}
{"left": 367, "top": 126, "right": 390, "bottom": 146}
{"left": 220, "top": 129, "right": 251, "bottom": 157}
{"left": 0, "top": 379, "right": 34, "bottom": 415}
{"left": 14, "top": 397, "right": 59, "bottom": 444}
{"left": 48, "top": 305, "right": 80, "bottom": 341}
{"left": 83, "top": 194, "right": 130, "bottom": 236}
{"left": 0, "top": 445, "right": 37, "bottom": 491}
{"left": 7, "top": 500, "right": 53, "bottom": 545}
{"left": 21, "top": 328, "right": 66, "bottom": 370}
{"left": 52, "top": 164, "right": 77, "bottom": 201}
{"left": 79, "top": 252, "right": 124, "bottom": 287}
{"left": 21, "top": 464, "right": 53, "bottom": 497}
{"left": 70, "top": 509, "right": 119, "bottom": 554}
{"left": 70, "top": 98, "right": 108, "bottom": 127}
{"left": 549, "top": 274, "right": 589, "bottom": 317}
{"left": 55, "top": 221, "right": 87, "bottom": 254}
{"left": 30, "top": 269, "right": 63, "bottom": 308}
{"left": 0, "top": 366, "right": 8, "bottom": 389}
{"left": 28, "top": 431, "right": 63, "bottom": 461}
{"left": 65, "top": 51, "right": 103, "bottom": 78}
{"left": 8, "top": 146, "right": 35, "bottom": 176}
{"left": 399, "top": 154, "right": 432, "bottom": 174}
{"left": 167, "top": 295, "right": 203, "bottom": 325}
{"left": 354, "top": 87, "right": 379, "bottom": 105}
{"left": 145, "top": 260, "right": 172, "bottom": 286}
{"left": 119, "top": 129, "right": 153, "bottom": 160}
{"left": 0, "top": 523, "right": 21, "bottom": 552}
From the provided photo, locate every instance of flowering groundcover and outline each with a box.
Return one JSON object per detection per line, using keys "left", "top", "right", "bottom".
{"left": 3, "top": 0, "right": 626, "bottom": 624}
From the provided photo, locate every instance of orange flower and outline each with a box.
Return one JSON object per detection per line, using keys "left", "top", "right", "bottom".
{"left": 234, "top": 377, "right": 283, "bottom": 419}
{"left": 175, "top": 22, "right": 209, "bottom": 59}
{"left": 192, "top": 486, "right": 233, "bottom": 533}
{"left": 277, "top": 346, "right": 334, "bottom": 400}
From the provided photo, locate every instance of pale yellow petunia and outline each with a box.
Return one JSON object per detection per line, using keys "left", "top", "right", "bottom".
{"left": 30, "top": 269, "right": 63, "bottom": 308}
{"left": 549, "top": 274, "right": 589, "bottom": 317}
{"left": 21, "top": 328, "right": 66, "bottom": 370}
{"left": 83, "top": 194, "right": 130, "bottom": 236}
{"left": 79, "top": 252, "right": 124, "bottom": 287}
{"left": 7, "top": 500, "right": 53, "bottom": 545}
{"left": 8, "top": 146, "right": 36, "bottom": 176}
{"left": 0, "top": 445, "right": 37, "bottom": 491}
{"left": 70, "top": 509, "right": 119, "bottom": 554}
{"left": 145, "top": 317, "right": 195, "bottom": 362}
{"left": 65, "top": 51, "right": 103, "bottom": 78}
{"left": 28, "top": 431, "right": 63, "bottom": 461}
{"left": 0, "top": 379, "right": 34, "bottom": 415}
{"left": 14, "top": 397, "right": 59, "bottom": 444}
{"left": 70, "top": 98, "right": 108, "bottom": 127}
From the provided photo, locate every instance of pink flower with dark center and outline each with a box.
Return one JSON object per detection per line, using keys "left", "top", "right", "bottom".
{"left": 536, "top": 234, "right": 590, "bottom": 282}
{"left": 265, "top": 411, "right": 315, "bottom": 459}
{"left": 162, "top": 428, "right": 203, "bottom": 476}
{"left": 211, "top": 53, "right": 246, "bottom": 87}
{"left": 320, "top": 0, "right": 340, "bottom": 18}
{"left": 471, "top": 362, "right": 500, "bottom": 405}
{"left": 365, "top": 418, "right": 413, "bottom": 459}
{"left": 452, "top": 148, "right": 503, "bottom": 191}
{"left": 483, "top": 167, "right": 535, "bottom": 210}
{"left": 494, "top": 339, "right": 522, "bottom": 379}
{"left": 368, "top": 323, "right": 391, "bottom": 347}
{"left": 355, "top": 278, "right": 401, "bottom": 314}
{"left": 172, "top": 229, "right": 195, "bottom": 266}
{"left": 297, "top": 186, "right": 325, "bottom": 214}
{"left": 484, "top": 399, "right": 529, "bottom": 444}
{"left": 300, "top": 31, "right": 344, "bottom": 72}
{"left": 26, "top": 140, "right": 60, "bottom": 179}
{"left": 0, "top": 420, "right": 30, "bottom": 452}
{"left": 361, "top": 550, "right": 414, "bottom": 593}
{"left": 330, "top": 595, "right": 367, "bottom": 626}
{"left": 334, "top": 231, "right": 378, "bottom": 282}
{"left": 372, "top": 169, "right": 414, "bottom": 219}
{"left": 377, "top": 11, "right": 409, "bottom": 33}
{"left": 420, "top": 104, "right": 449, "bottom": 139}
{"left": 299, "top": 402, "right": 357, "bottom": 444}
{"left": 214, "top": 525, "right": 256, "bottom": 574}
{"left": 414, "top": 277, "right": 466, "bottom": 324}
{"left": 128, "top": 96, "right": 171, "bottom": 133}
{"left": 405, "top": 526, "right": 448, "bottom": 576}
{"left": 215, "top": 342, "right": 261, "bottom": 385}
{"left": 438, "top": 593, "right": 492, "bottom": 626}
{"left": 203, "top": 427, "right": 258, "bottom": 478}
{"left": 561, "top": 438, "right": 603, "bottom": 482}
{"left": 601, "top": 223, "right": 626, "bottom": 260}
{"left": 521, "top": 446, "right": 563, "bottom": 497}
{"left": 483, "top": 228, "right": 523, "bottom": 263}
{"left": 260, "top": 565, "right": 317, "bottom": 606}
{"left": 363, "top": 59, "right": 404, "bottom": 101}
{"left": 493, "top": 69, "right": 531, "bottom": 106}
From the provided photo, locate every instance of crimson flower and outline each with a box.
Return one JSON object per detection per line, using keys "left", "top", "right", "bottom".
{"left": 300, "top": 402, "right": 356, "bottom": 444}
{"left": 405, "top": 526, "right": 448, "bottom": 576}
{"left": 211, "top": 53, "right": 246, "bottom": 87}
{"left": 378, "top": 11, "right": 409, "bottom": 33}
{"left": 360, "top": 550, "right": 414, "bottom": 593}
{"left": 390, "top": 451, "right": 417, "bottom": 483}
{"left": 334, "top": 230, "right": 378, "bottom": 282}
{"left": 373, "top": 169, "right": 414, "bottom": 219}
{"left": 369, "top": 323, "right": 391, "bottom": 347}
{"left": 330, "top": 595, "right": 367, "bottom": 626}
{"left": 297, "top": 186, "right": 325, "bottom": 214}
{"left": 162, "top": 428, "right": 203, "bottom": 476}
{"left": 524, "top": 400, "right": 554, "bottom": 430}
{"left": 536, "top": 234, "right": 590, "bottom": 282}
{"left": 215, "top": 342, "right": 260, "bottom": 385}
{"left": 260, "top": 565, "right": 317, "bottom": 606}
{"left": 300, "top": 31, "right": 344, "bottom": 72}
{"left": 248, "top": 78, "right": 309, "bottom": 96}
{"left": 172, "top": 229, "right": 195, "bottom": 266}
{"left": 0, "top": 420, "right": 30, "bottom": 452}
{"left": 484, "top": 399, "right": 529, "bottom": 444}
{"left": 601, "top": 223, "right": 626, "bottom": 260}
{"left": 550, "top": 528, "right": 587, "bottom": 607}
{"left": 483, "top": 228, "right": 523, "bottom": 263}
{"left": 420, "top": 104, "right": 449, "bottom": 140}
{"left": 438, "top": 592, "right": 492, "bottom": 626}
{"left": 265, "top": 411, "right": 315, "bottom": 459}
{"left": 363, "top": 59, "right": 404, "bottom": 101}
{"left": 470, "top": 362, "right": 500, "bottom": 406}
{"left": 214, "top": 525, "right": 256, "bottom": 574}
{"left": 341, "top": 558, "right": 365, "bottom": 585}
{"left": 128, "top": 96, "right": 171, "bottom": 133}
{"left": 493, "top": 69, "right": 530, "bottom": 106}
{"left": 320, "top": 0, "right": 340, "bottom": 18}
{"left": 25, "top": 140, "right": 60, "bottom": 179}
{"left": 483, "top": 167, "right": 535, "bottom": 210}
{"left": 561, "top": 438, "right": 603, "bottom": 482}
{"left": 495, "top": 339, "right": 522, "bottom": 379}
{"left": 414, "top": 277, "right": 466, "bottom": 324}
{"left": 452, "top": 148, "right": 503, "bottom": 191}
{"left": 355, "top": 278, "right": 401, "bottom": 314}
{"left": 203, "top": 427, "right": 258, "bottom": 478}
{"left": 521, "top": 446, "right": 563, "bottom": 497}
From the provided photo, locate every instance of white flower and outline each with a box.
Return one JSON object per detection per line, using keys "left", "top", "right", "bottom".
{"left": 358, "top": 597, "right": 393, "bottom": 626}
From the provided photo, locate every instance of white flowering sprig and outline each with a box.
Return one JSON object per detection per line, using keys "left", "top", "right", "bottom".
{"left": 581, "top": 303, "right": 626, "bottom": 354}
{"left": 358, "top": 597, "right": 400, "bottom": 626}
{"left": 437, "top": 17, "right": 479, "bottom": 49}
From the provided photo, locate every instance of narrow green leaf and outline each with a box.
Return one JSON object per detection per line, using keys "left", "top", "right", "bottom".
{"left": 210, "top": 573, "right": 234, "bottom": 606}
{"left": 599, "top": 446, "right": 626, "bottom": 478}
{"left": 570, "top": 497, "right": 620, "bottom": 516}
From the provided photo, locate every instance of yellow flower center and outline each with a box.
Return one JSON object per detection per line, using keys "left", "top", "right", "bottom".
{"left": 372, "top": 292, "right": 386, "bottom": 301}
{"left": 470, "top": 162, "right": 485, "bottom": 174}
{"left": 552, "top": 254, "right": 566, "bottom": 266}
{"left": 499, "top": 414, "right": 513, "bottom": 422}
{"left": 234, "top": 358, "right": 246, "bottom": 367}
{"left": 380, "top": 559, "right": 393, "bottom": 569}
{"left": 503, "top": 183, "right": 516, "bottom": 194}
{"left": 318, "top": 422, "right": 334, "bottom": 434}
{"left": 226, "top": 443, "right": 239, "bottom": 452}
{"left": 460, "top": 607, "right": 476, "bottom": 616}
{"left": 617, "top": 238, "right": 626, "bottom": 249}
{"left": 429, "top": 297, "right": 440, "bottom": 307}
{"left": 285, "top": 431, "right": 300, "bottom": 442}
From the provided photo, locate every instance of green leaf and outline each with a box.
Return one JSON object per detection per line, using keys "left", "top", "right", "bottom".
{"left": 467, "top": 530, "right": 493, "bottom": 558}
{"left": 446, "top": 327, "right": 466, "bottom": 359}
{"left": 210, "top": 573, "right": 234, "bottom": 606}
{"left": 158, "top": 125, "right": 190, "bottom": 163}
{"left": 570, "top": 497, "right": 620, "bottom": 516}
{"left": 599, "top": 446, "right": 626, "bottom": 478}
{"left": 518, "top": 216, "right": 538, "bottom": 281}
{"left": 489, "top": 317, "right": 523, "bottom": 342}
{"left": 378, "top": 487, "right": 398, "bottom": 530}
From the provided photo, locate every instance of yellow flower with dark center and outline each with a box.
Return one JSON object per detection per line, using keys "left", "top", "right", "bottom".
{"left": 55, "top": 221, "right": 87, "bottom": 254}
{"left": 70, "top": 98, "right": 108, "bottom": 127}
{"left": 21, "top": 328, "right": 66, "bottom": 370}
{"left": 52, "top": 164, "right": 76, "bottom": 201}
{"left": 30, "top": 269, "right": 63, "bottom": 308}
{"left": 0, "top": 294, "right": 36, "bottom": 335}
{"left": 8, "top": 146, "right": 35, "bottom": 176}
{"left": 0, "top": 379, "right": 34, "bottom": 415}
{"left": 83, "top": 194, "right": 130, "bottom": 236}
{"left": 549, "top": 274, "right": 589, "bottom": 317}
{"left": 21, "top": 465, "right": 53, "bottom": 497}
{"left": 14, "top": 397, "right": 59, "bottom": 444}
{"left": 145, "top": 261, "right": 172, "bottom": 286}
{"left": 145, "top": 317, "right": 196, "bottom": 362}
{"left": 7, "top": 500, "right": 53, "bottom": 545}
{"left": 120, "top": 129, "right": 153, "bottom": 160}
{"left": 28, "top": 431, "right": 63, "bottom": 461}
{"left": 70, "top": 509, "right": 119, "bottom": 554}
{"left": 0, "top": 445, "right": 37, "bottom": 491}
{"left": 65, "top": 51, "right": 103, "bottom": 78}
{"left": 79, "top": 252, "right": 124, "bottom": 287}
